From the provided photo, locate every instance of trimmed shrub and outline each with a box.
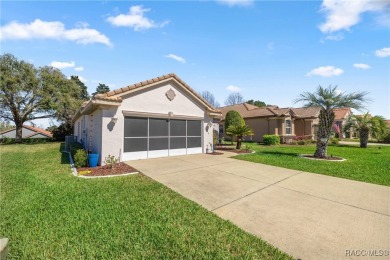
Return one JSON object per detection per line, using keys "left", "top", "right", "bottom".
{"left": 298, "top": 140, "right": 306, "bottom": 145}
{"left": 263, "top": 135, "right": 280, "bottom": 145}
{"left": 0, "top": 138, "right": 52, "bottom": 144}
{"left": 74, "top": 149, "right": 88, "bottom": 168}
{"left": 330, "top": 138, "right": 339, "bottom": 145}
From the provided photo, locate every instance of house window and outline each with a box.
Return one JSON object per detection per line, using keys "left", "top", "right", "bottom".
{"left": 285, "top": 120, "right": 292, "bottom": 135}
{"left": 219, "top": 124, "right": 224, "bottom": 134}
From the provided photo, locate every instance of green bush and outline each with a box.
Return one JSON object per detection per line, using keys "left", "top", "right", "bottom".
{"left": 74, "top": 149, "right": 88, "bottom": 168}
{"left": 263, "top": 135, "right": 280, "bottom": 145}
{"left": 383, "top": 133, "right": 390, "bottom": 143}
{"left": 298, "top": 140, "right": 306, "bottom": 145}
{"left": 330, "top": 138, "right": 339, "bottom": 145}
{"left": 0, "top": 137, "right": 51, "bottom": 144}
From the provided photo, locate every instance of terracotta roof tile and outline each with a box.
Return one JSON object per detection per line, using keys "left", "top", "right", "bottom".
{"left": 291, "top": 107, "right": 321, "bottom": 118}
{"left": 333, "top": 108, "right": 351, "bottom": 120}
{"left": 23, "top": 125, "right": 53, "bottom": 138}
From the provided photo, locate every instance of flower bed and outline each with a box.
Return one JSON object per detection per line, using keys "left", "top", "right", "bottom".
{"left": 77, "top": 162, "right": 138, "bottom": 176}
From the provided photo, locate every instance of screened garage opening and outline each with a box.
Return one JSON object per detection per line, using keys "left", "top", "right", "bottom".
{"left": 123, "top": 117, "right": 202, "bottom": 160}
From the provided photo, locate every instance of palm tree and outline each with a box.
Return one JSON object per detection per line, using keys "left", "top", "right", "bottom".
{"left": 344, "top": 113, "right": 387, "bottom": 148}
{"left": 226, "top": 124, "right": 254, "bottom": 149}
{"left": 295, "top": 86, "right": 368, "bottom": 158}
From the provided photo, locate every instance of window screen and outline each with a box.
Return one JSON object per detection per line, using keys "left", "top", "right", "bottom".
{"left": 170, "top": 120, "right": 186, "bottom": 136}
{"left": 187, "top": 137, "right": 201, "bottom": 148}
{"left": 149, "top": 137, "right": 169, "bottom": 151}
{"left": 124, "top": 138, "right": 147, "bottom": 152}
{"left": 170, "top": 137, "right": 186, "bottom": 149}
{"left": 149, "top": 118, "right": 168, "bottom": 137}
{"left": 285, "top": 120, "right": 291, "bottom": 135}
{"left": 124, "top": 117, "right": 148, "bottom": 137}
{"left": 187, "top": 120, "right": 201, "bottom": 136}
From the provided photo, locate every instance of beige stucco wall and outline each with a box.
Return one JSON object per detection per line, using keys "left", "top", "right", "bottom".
{"left": 245, "top": 118, "right": 269, "bottom": 142}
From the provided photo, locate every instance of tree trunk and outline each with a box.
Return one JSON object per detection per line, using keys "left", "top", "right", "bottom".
{"left": 15, "top": 122, "right": 23, "bottom": 143}
{"left": 359, "top": 128, "right": 369, "bottom": 148}
{"left": 314, "top": 109, "right": 335, "bottom": 158}
{"left": 230, "top": 135, "right": 234, "bottom": 145}
{"left": 236, "top": 137, "right": 242, "bottom": 149}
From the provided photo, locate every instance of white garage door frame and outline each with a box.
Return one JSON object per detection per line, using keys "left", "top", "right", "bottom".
{"left": 122, "top": 114, "right": 203, "bottom": 161}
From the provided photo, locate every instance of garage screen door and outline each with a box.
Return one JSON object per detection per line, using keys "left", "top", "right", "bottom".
{"left": 124, "top": 117, "right": 202, "bottom": 159}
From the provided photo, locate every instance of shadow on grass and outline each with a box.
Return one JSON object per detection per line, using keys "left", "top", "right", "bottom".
{"left": 60, "top": 143, "right": 70, "bottom": 165}
{"left": 256, "top": 151, "right": 300, "bottom": 157}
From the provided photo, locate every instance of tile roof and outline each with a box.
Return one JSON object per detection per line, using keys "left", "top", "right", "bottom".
{"left": 0, "top": 125, "right": 53, "bottom": 138}
{"left": 333, "top": 108, "right": 351, "bottom": 120}
{"left": 219, "top": 103, "right": 322, "bottom": 120}
{"left": 23, "top": 125, "right": 53, "bottom": 138}
{"left": 94, "top": 73, "right": 219, "bottom": 113}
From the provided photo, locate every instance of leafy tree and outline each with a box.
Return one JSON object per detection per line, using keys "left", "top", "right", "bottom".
{"left": 224, "top": 93, "right": 244, "bottom": 106}
{"left": 70, "top": 75, "right": 90, "bottom": 100}
{"left": 295, "top": 85, "right": 368, "bottom": 158}
{"left": 247, "top": 99, "right": 266, "bottom": 107}
{"left": 201, "top": 91, "right": 220, "bottom": 108}
{"left": 93, "top": 83, "right": 110, "bottom": 96}
{"left": 224, "top": 110, "right": 245, "bottom": 144}
{"left": 226, "top": 124, "right": 254, "bottom": 149}
{"left": 0, "top": 53, "right": 83, "bottom": 143}
{"left": 344, "top": 113, "right": 387, "bottom": 148}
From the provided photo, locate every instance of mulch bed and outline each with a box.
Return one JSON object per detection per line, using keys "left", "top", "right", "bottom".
{"left": 301, "top": 155, "right": 344, "bottom": 161}
{"left": 77, "top": 162, "right": 138, "bottom": 176}
{"left": 215, "top": 147, "right": 253, "bottom": 154}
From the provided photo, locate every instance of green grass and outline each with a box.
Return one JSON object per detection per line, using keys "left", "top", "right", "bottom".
{"left": 236, "top": 143, "right": 390, "bottom": 186}
{"left": 0, "top": 143, "right": 291, "bottom": 259}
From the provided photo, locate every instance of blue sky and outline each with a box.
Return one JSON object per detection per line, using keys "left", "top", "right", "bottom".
{"left": 1, "top": 0, "right": 389, "bottom": 127}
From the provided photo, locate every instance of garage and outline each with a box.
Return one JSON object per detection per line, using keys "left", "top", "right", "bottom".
{"left": 123, "top": 117, "right": 202, "bottom": 160}
{"left": 73, "top": 73, "right": 221, "bottom": 164}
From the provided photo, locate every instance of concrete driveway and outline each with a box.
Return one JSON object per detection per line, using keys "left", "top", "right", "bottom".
{"left": 127, "top": 153, "right": 390, "bottom": 259}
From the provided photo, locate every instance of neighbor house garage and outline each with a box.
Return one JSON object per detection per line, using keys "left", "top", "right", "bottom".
{"left": 72, "top": 73, "right": 221, "bottom": 164}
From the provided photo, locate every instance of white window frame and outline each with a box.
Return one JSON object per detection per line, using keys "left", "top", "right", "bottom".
{"left": 285, "top": 119, "right": 292, "bottom": 135}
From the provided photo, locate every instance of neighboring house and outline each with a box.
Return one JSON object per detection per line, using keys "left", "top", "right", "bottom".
{"left": 333, "top": 108, "right": 353, "bottom": 138}
{"left": 219, "top": 103, "right": 320, "bottom": 143}
{"left": 72, "top": 73, "right": 222, "bottom": 164}
{"left": 0, "top": 125, "right": 53, "bottom": 139}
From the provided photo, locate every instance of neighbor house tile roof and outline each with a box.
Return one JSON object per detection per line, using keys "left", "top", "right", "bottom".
{"left": 219, "top": 103, "right": 321, "bottom": 120}
{"left": 333, "top": 108, "right": 351, "bottom": 120}
{"left": 0, "top": 125, "right": 53, "bottom": 138}
{"left": 291, "top": 107, "right": 321, "bottom": 118}
{"left": 94, "top": 73, "right": 219, "bottom": 113}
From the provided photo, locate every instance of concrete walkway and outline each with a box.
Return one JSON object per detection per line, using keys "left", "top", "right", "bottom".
{"left": 339, "top": 141, "right": 390, "bottom": 147}
{"left": 127, "top": 153, "right": 390, "bottom": 260}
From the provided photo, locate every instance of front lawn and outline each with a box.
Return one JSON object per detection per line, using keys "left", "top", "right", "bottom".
{"left": 0, "top": 143, "right": 290, "bottom": 259}
{"left": 236, "top": 143, "right": 389, "bottom": 186}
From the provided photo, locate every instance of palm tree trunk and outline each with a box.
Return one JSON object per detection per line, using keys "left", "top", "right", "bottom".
{"left": 236, "top": 137, "right": 242, "bottom": 149}
{"left": 314, "top": 109, "right": 335, "bottom": 158}
{"left": 359, "top": 128, "right": 369, "bottom": 148}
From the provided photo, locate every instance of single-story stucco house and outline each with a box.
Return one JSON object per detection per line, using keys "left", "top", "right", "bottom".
{"left": 72, "top": 73, "right": 222, "bottom": 165}
{"left": 219, "top": 104, "right": 353, "bottom": 142}
{"left": 0, "top": 125, "right": 53, "bottom": 139}
{"left": 219, "top": 103, "right": 320, "bottom": 143}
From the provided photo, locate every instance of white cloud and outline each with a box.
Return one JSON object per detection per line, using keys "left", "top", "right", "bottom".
{"left": 165, "top": 54, "right": 186, "bottom": 64}
{"left": 74, "top": 66, "right": 84, "bottom": 71}
{"left": 0, "top": 19, "right": 111, "bottom": 46}
{"left": 78, "top": 76, "right": 88, "bottom": 83}
{"left": 324, "top": 33, "right": 344, "bottom": 41}
{"left": 375, "top": 47, "right": 390, "bottom": 58}
{"left": 353, "top": 63, "right": 371, "bottom": 69}
{"left": 217, "top": 0, "right": 254, "bottom": 7}
{"left": 50, "top": 61, "right": 75, "bottom": 69}
{"left": 107, "top": 5, "right": 169, "bottom": 31}
{"left": 226, "top": 85, "right": 241, "bottom": 92}
{"left": 306, "top": 66, "right": 344, "bottom": 77}
{"left": 319, "top": 0, "right": 390, "bottom": 33}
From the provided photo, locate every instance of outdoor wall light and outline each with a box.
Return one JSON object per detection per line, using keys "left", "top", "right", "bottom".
{"left": 111, "top": 117, "right": 118, "bottom": 124}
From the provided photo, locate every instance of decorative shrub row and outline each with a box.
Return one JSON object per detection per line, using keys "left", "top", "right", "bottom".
{"left": 0, "top": 137, "right": 53, "bottom": 144}
{"left": 263, "top": 135, "right": 280, "bottom": 145}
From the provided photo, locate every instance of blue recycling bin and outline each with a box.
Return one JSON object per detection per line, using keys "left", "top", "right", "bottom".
{"left": 88, "top": 153, "right": 99, "bottom": 168}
